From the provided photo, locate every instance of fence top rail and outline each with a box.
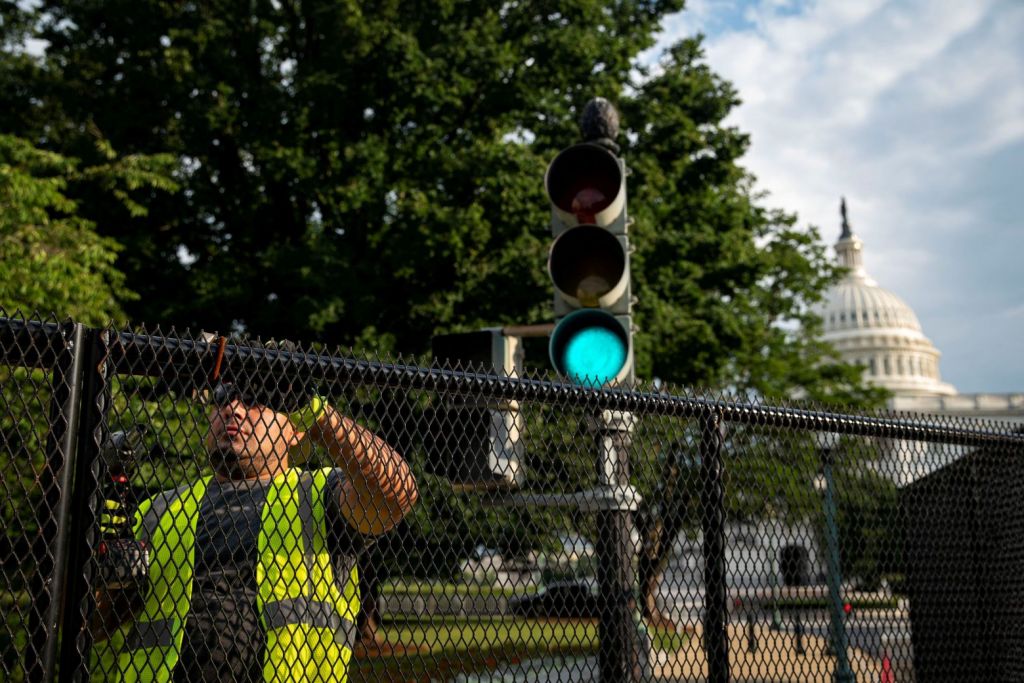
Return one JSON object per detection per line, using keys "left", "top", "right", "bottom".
{"left": 95, "top": 326, "right": 1024, "bottom": 450}
{"left": 0, "top": 316, "right": 75, "bottom": 369}
{"left": 0, "top": 317, "right": 1019, "bottom": 449}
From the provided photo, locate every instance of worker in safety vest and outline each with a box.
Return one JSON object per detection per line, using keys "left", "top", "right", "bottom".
{"left": 92, "top": 369, "right": 418, "bottom": 683}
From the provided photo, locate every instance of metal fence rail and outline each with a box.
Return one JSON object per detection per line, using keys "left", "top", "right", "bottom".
{"left": 2, "top": 313, "right": 1022, "bottom": 683}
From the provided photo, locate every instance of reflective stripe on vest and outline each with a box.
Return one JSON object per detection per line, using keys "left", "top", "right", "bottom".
{"left": 118, "top": 469, "right": 359, "bottom": 683}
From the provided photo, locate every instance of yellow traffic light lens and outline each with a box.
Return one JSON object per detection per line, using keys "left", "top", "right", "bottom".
{"left": 548, "top": 225, "right": 628, "bottom": 308}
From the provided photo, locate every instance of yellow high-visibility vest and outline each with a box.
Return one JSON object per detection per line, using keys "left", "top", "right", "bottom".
{"left": 117, "top": 468, "right": 360, "bottom": 683}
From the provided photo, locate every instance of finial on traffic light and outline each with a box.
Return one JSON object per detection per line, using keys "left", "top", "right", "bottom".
{"left": 580, "top": 97, "right": 620, "bottom": 153}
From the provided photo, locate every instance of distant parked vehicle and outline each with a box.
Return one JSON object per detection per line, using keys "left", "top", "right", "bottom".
{"left": 509, "top": 578, "right": 600, "bottom": 619}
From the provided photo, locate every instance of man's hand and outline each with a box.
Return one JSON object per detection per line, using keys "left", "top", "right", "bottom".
{"left": 287, "top": 396, "right": 327, "bottom": 466}
{"left": 288, "top": 395, "right": 327, "bottom": 433}
{"left": 90, "top": 539, "right": 150, "bottom": 640}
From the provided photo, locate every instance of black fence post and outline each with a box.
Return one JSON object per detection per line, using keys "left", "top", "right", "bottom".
{"left": 29, "top": 322, "right": 86, "bottom": 683}
{"left": 700, "top": 410, "right": 729, "bottom": 683}
{"left": 56, "top": 328, "right": 109, "bottom": 683}
{"left": 594, "top": 411, "right": 643, "bottom": 683}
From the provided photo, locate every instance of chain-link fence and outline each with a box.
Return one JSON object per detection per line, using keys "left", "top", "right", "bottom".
{"left": 2, "top": 313, "right": 1022, "bottom": 683}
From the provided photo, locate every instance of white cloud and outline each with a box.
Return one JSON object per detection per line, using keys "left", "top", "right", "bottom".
{"left": 647, "top": 0, "right": 1024, "bottom": 392}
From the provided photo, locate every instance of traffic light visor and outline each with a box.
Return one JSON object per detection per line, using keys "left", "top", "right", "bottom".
{"left": 545, "top": 143, "right": 625, "bottom": 228}
{"left": 549, "top": 309, "right": 632, "bottom": 387}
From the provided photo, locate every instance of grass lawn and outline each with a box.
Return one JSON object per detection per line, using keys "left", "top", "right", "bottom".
{"left": 79, "top": 579, "right": 684, "bottom": 683}
{"left": 83, "top": 611, "right": 681, "bottom": 682}
{"left": 351, "top": 615, "right": 685, "bottom": 683}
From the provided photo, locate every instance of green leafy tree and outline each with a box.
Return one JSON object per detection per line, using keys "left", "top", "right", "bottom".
{"left": 18, "top": 0, "right": 877, "bottom": 397}
{"left": 22, "top": 0, "right": 673, "bottom": 347}
{"left": 0, "top": 134, "right": 176, "bottom": 323}
{"left": 1, "top": 130, "right": 176, "bottom": 550}
{"left": 0, "top": 12, "right": 177, "bottom": 664}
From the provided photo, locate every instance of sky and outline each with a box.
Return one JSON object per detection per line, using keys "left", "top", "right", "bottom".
{"left": 641, "top": 0, "right": 1024, "bottom": 394}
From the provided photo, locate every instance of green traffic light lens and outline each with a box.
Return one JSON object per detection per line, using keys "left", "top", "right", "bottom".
{"left": 561, "top": 327, "right": 627, "bottom": 386}
{"left": 549, "top": 309, "right": 631, "bottom": 387}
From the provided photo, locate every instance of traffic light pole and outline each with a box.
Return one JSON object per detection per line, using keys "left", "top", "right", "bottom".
{"left": 593, "top": 410, "right": 644, "bottom": 683}
{"left": 543, "top": 97, "right": 645, "bottom": 682}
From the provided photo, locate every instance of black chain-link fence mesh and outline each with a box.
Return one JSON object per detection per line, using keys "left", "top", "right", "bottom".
{"left": 2, "top": 313, "right": 1022, "bottom": 682}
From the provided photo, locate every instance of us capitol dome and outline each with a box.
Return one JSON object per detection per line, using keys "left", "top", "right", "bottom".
{"left": 818, "top": 199, "right": 956, "bottom": 398}
{"left": 815, "top": 199, "right": 1022, "bottom": 490}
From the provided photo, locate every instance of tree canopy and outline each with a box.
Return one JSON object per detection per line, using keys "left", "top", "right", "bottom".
{"left": 0, "top": 134, "right": 177, "bottom": 324}
{"left": 4, "top": 0, "right": 877, "bottom": 403}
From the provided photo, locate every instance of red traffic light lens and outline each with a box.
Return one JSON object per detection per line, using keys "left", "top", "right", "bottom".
{"left": 546, "top": 144, "right": 624, "bottom": 227}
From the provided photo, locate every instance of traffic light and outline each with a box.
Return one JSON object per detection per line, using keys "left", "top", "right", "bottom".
{"left": 427, "top": 329, "right": 525, "bottom": 490}
{"left": 546, "top": 111, "right": 634, "bottom": 387}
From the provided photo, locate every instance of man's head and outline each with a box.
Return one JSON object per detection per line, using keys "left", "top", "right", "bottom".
{"left": 201, "top": 339, "right": 315, "bottom": 479}
{"left": 204, "top": 381, "right": 301, "bottom": 479}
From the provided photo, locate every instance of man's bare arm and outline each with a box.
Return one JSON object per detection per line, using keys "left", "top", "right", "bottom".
{"left": 306, "top": 406, "right": 418, "bottom": 535}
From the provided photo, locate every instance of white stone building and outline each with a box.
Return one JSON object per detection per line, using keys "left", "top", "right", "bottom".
{"left": 820, "top": 201, "right": 956, "bottom": 398}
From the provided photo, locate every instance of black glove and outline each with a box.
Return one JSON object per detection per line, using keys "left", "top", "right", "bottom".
{"left": 96, "top": 538, "right": 150, "bottom": 590}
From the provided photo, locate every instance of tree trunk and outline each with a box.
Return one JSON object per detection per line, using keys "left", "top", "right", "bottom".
{"left": 637, "top": 450, "right": 697, "bottom": 629}
{"left": 642, "top": 561, "right": 668, "bottom": 625}
{"left": 638, "top": 513, "right": 674, "bottom": 627}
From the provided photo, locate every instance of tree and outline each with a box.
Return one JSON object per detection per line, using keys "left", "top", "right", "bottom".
{"left": 8, "top": 0, "right": 889, "bottom": 635}
{"left": 0, "top": 134, "right": 177, "bottom": 323}
{"left": 20, "top": 0, "right": 672, "bottom": 347}
{"left": 17, "top": 0, "right": 875, "bottom": 394}
{"left": 618, "top": 42, "right": 888, "bottom": 623}
{"left": 0, "top": 130, "right": 176, "bottom": 548}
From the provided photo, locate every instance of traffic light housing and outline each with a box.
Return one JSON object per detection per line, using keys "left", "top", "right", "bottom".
{"left": 432, "top": 330, "right": 523, "bottom": 377}
{"left": 427, "top": 329, "right": 525, "bottom": 490}
{"left": 546, "top": 138, "right": 634, "bottom": 387}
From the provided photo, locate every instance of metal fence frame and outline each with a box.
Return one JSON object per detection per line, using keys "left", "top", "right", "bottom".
{"left": 3, "top": 315, "right": 1023, "bottom": 683}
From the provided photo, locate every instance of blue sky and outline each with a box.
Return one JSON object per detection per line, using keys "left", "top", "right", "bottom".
{"left": 643, "top": 0, "right": 1024, "bottom": 393}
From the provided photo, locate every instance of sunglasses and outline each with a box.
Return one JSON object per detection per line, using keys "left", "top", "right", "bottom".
{"left": 210, "top": 380, "right": 309, "bottom": 413}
